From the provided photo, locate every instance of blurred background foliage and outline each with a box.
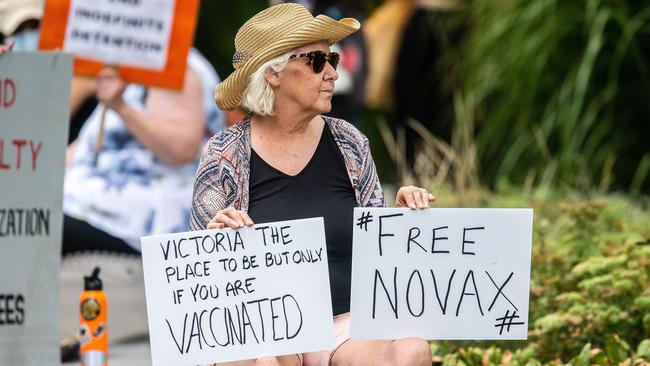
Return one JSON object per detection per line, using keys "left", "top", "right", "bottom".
{"left": 195, "top": 1, "right": 266, "bottom": 79}
{"left": 459, "top": 0, "right": 650, "bottom": 194}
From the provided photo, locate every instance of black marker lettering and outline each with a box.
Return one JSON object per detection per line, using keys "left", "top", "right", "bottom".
{"left": 372, "top": 267, "right": 398, "bottom": 319}
{"left": 165, "top": 314, "right": 188, "bottom": 354}
{"left": 282, "top": 294, "right": 303, "bottom": 339}
{"left": 431, "top": 269, "right": 456, "bottom": 315}
{"left": 485, "top": 271, "right": 518, "bottom": 311}
{"left": 241, "top": 303, "right": 259, "bottom": 344}
{"left": 462, "top": 227, "right": 485, "bottom": 255}
{"left": 406, "top": 270, "right": 425, "bottom": 317}
{"left": 431, "top": 226, "right": 449, "bottom": 254}
{"left": 377, "top": 214, "right": 404, "bottom": 256}
{"left": 407, "top": 227, "right": 426, "bottom": 253}
{"left": 198, "top": 310, "right": 215, "bottom": 348}
{"left": 456, "top": 270, "right": 484, "bottom": 316}
{"left": 255, "top": 226, "right": 270, "bottom": 246}
{"left": 186, "top": 312, "right": 203, "bottom": 352}
{"left": 280, "top": 226, "right": 293, "bottom": 245}
{"left": 270, "top": 297, "right": 283, "bottom": 341}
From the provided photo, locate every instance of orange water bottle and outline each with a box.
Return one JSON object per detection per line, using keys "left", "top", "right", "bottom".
{"left": 79, "top": 267, "right": 108, "bottom": 366}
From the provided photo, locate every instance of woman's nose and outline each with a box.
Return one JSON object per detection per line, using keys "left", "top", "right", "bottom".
{"left": 324, "top": 62, "right": 338, "bottom": 81}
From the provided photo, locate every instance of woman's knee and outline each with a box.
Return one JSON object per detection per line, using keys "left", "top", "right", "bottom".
{"left": 254, "top": 356, "right": 280, "bottom": 366}
{"left": 254, "top": 355, "right": 300, "bottom": 366}
{"left": 388, "top": 337, "right": 432, "bottom": 366}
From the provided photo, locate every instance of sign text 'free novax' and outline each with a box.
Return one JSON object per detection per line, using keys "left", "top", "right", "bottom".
{"left": 350, "top": 208, "right": 533, "bottom": 340}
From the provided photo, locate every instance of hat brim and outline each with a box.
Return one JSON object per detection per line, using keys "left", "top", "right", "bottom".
{"left": 215, "top": 15, "right": 360, "bottom": 111}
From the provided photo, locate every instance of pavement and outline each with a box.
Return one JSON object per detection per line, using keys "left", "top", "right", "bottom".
{"left": 61, "top": 339, "right": 152, "bottom": 366}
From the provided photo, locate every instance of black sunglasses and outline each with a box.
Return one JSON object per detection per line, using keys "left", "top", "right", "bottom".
{"left": 289, "top": 51, "right": 340, "bottom": 73}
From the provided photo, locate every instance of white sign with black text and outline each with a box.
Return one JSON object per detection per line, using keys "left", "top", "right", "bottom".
{"left": 64, "top": 0, "right": 175, "bottom": 69}
{"left": 141, "top": 218, "right": 334, "bottom": 366}
{"left": 350, "top": 208, "right": 533, "bottom": 340}
{"left": 0, "top": 52, "right": 71, "bottom": 365}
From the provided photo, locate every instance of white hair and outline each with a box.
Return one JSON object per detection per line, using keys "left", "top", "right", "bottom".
{"left": 240, "top": 49, "right": 296, "bottom": 116}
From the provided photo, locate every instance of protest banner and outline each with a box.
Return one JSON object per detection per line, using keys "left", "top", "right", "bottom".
{"left": 140, "top": 218, "right": 335, "bottom": 366}
{"left": 39, "top": 0, "right": 200, "bottom": 89}
{"left": 350, "top": 208, "right": 533, "bottom": 340}
{"left": 0, "top": 52, "right": 71, "bottom": 365}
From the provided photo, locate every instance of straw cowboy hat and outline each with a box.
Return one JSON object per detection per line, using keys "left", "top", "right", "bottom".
{"left": 0, "top": 0, "right": 43, "bottom": 36}
{"left": 215, "top": 3, "right": 360, "bottom": 111}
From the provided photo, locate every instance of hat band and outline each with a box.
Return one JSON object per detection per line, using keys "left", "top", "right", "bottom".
{"left": 232, "top": 51, "right": 251, "bottom": 69}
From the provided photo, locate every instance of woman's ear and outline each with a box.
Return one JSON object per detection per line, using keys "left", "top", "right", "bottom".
{"left": 265, "top": 68, "right": 281, "bottom": 88}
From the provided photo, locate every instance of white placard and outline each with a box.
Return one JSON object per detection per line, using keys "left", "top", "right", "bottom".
{"left": 141, "top": 218, "right": 335, "bottom": 366}
{"left": 0, "top": 53, "right": 71, "bottom": 365}
{"left": 63, "top": 0, "right": 175, "bottom": 70}
{"left": 350, "top": 208, "right": 533, "bottom": 340}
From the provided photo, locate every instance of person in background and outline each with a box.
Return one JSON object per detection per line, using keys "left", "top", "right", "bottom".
{"left": 191, "top": 3, "right": 434, "bottom": 366}
{"left": 62, "top": 47, "right": 224, "bottom": 255}
{"left": 0, "top": 0, "right": 41, "bottom": 52}
{"left": 0, "top": 41, "right": 9, "bottom": 52}
{"left": 313, "top": 0, "right": 368, "bottom": 126}
{"left": 393, "top": 0, "right": 466, "bottom": 163}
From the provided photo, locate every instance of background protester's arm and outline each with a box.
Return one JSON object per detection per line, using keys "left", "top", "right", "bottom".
{"left": 65, "top": 140, "right": 78, "bottom": 167}
{"left": 0, "top": 39, "right": 14, "bottom": 54}
{"left": 69, "top": 76, "right": 97, "bottom": 117}
{"left": 96, "top": 67, "right": 205, "bottom": 166}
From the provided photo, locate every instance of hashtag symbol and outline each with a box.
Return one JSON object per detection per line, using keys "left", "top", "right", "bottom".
{"left": 356, "top": 211, "right": 374, "bottom": 231}
{"left": 494, "top": 310, "right": 525, "bottom": 335}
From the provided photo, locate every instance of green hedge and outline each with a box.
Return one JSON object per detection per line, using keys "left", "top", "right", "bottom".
{"left": 430, "top": 193, "right": 650, "bottom": 365}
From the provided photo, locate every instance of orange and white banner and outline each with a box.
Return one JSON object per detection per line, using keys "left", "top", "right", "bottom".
{"left": 39, "top": 0, "right": 200, "bottom": 89}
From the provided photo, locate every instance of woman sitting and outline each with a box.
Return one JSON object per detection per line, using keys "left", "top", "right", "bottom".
{"left": 191, "top": 4, "right": 435, "bottom": 366}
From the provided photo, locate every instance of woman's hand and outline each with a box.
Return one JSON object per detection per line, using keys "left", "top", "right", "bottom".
{"left": 0, "top": 40, "right": 15, "bottom": 54}
{"left": 395, "top": 185, "right": 436, "bottom": 209}
{"left": 96, "top": 67, "right": 127, "bottom": 111}
{"left": 207, "top": 207, "right": 254, "bottom": 229}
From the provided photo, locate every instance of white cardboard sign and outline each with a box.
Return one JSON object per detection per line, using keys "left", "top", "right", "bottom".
{"left": 63, "top": 0, "right": 175, "bottom": 70}
{"left": 350, "top": 208, "right": 533, "bottom": 340}
{"left": 141, "top": 218, "right": 335, "bottom": 366}
{"left": 0, "top": 52, "right": 71, "bottom": 365}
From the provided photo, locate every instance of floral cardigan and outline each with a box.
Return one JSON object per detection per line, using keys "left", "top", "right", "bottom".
{"left": 190, "top": 116, "right": 386, "bottom": 230}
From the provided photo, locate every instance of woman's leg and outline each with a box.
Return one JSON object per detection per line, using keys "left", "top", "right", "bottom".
{"left": 303, "top": 312, "right": 431, "bottom": 366}
{"left": 211, "top": 354, "right": 301, "bottom": 366}
{"left": 330, "top": 338, "right": 431, "bottom": 366}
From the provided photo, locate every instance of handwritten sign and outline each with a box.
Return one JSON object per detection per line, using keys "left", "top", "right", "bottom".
{"left": 64, "top": 0, "right": 175, "bottom": 70}
{"left": 0, "top": 52, "right": 71, "bottom": 365}
{"left": 350, "top": 208, "right": 533, "bottom": 340}
{"left": 140, "top": 218, "right": 334, "bottom": 366}
{"left": 39, "top": 0, "right": 200, "bottom": 89}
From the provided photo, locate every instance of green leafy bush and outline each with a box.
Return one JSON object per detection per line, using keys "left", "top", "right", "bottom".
{"left": 429, "top": 194, "right": 650, "bottom": 365}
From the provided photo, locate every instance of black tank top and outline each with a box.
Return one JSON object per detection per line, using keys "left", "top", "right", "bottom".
{"left": 248, "top": 123, "right": 357, "bottom": 315}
